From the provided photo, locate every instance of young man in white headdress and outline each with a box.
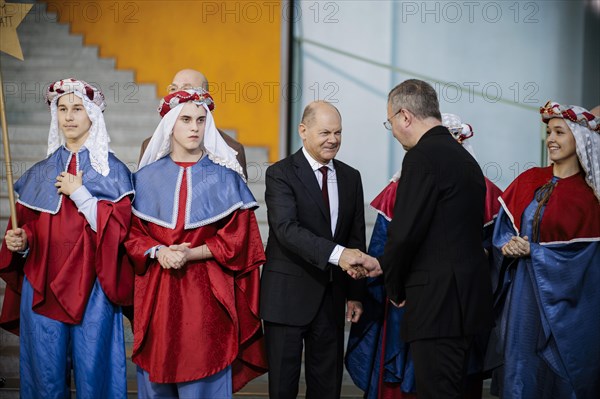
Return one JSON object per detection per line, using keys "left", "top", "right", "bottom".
{"left": 1, "top": 78, "right": 134, "bottom": 398}
{"left": 125, "top": 89, "right": 267, "bottom": 398}
{"left": 138, "top": 68, "right": 248, "bottom": 178}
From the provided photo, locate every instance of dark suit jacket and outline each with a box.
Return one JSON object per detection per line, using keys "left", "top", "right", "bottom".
{"left": 260, "top": 149, "right": 366, "bottom": 327}
{"left": 380, "top": 125, "right": 493, "bottom": 342}
{"left": 138, "top": 129, "right": 248, "bottom": 178}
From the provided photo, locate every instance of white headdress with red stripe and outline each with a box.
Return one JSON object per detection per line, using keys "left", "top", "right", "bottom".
{"left": 45, "top": 78, "right": 111, "bottom": 176}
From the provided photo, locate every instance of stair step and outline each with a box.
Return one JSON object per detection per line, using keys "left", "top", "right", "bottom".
{"left": 16, "top": 14, "right": 69, "bottom": 34}
{"left": 1, "top": 64, "right": 134, "bottom": 78}
{"left": 5, "top": 111, "right": 159, "bottom": 130}
{"left": 1, "top": 44, "right": 99, "bottom": 60}
{"left": 3, "top": 92, "right": 159, "bottom": 113}
{"left": 1, "top": 79, "right": 157, "bottom": 101}
{"left": 16, "top": 32, "right": 84, "bottom": 47}
{"left": 0, "top": 125, "right": 159, "bottom": 146}
{"left": 2, "top": 55, "right": 116, "bottom": 70}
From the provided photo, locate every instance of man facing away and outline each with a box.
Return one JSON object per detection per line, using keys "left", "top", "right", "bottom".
{"left": 353, "top": 80, "right": 494, "bottom": 399}
{"left": 260, "top": 101, "right": 367, "bottom": 398}
{"left": 139, "top": 68, "right": 247, "bottom": 178}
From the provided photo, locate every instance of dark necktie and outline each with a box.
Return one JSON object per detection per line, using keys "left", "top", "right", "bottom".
{"left": 319, "top": 166, "right": 330, "bottom": 212}
{"left": 320, "top": 165, "right": 333, "bottom": 280}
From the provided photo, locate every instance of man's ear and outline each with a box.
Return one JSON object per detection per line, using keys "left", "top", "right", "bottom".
{"left": 298, "top": 123, "right": 307, "bottom": 141}
{"left": 402, "top": 110, "right": 412, "bottom": 127}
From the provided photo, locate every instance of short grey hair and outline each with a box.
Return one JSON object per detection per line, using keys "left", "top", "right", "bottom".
{"left": 301, "top": 101, "right": 341, "bottom": 126}
{"left": 388, "top": 79, "right": 441, "bottom": 121}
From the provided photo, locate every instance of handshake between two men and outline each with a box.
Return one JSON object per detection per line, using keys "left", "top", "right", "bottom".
{"left": 338, "top": 249, "right": 406, "bottom": 308}
{"left": 338, "top": 248, "right": 382, "bottom": 279}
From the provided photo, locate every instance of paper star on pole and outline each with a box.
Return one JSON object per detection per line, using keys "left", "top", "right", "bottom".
{"left": 0, "top": 0, "right": 33, "bottom": 61}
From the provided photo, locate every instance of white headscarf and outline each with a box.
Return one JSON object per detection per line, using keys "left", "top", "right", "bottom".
{"left": 389, "top": 113, "right": 477, "bottom": 182}
{"left": 46, "top": 79, "right": 111, "bottom": 176}
{"left": 139, "top": 92, "right": 245, "bottom": 181}
{"left": 441, "top": 113, "right": 477, "bottom": 160}
{"left": 540, "top": 101, "right": 600, "bottom": 202}
{"left": 566, "top": 120, "right": 600, "bottom": 201}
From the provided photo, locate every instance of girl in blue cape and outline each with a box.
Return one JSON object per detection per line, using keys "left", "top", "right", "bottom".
{"left": 492, "top": 101, "right": 600, "bottom": 398}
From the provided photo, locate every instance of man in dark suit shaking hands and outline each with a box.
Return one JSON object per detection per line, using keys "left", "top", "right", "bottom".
{"left": 353, "top": 80, "right": 493, "bottom": 398}
{"left": 260, "top": 101, "right": 367, "bottom": 399}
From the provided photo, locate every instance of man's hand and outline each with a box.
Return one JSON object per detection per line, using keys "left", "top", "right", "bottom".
{"left": 4, "top": 228, "right": 28, "bottom": 252}
{"left": 362, "top": 255, "right": 383, "bottom": 277}
{"left": 346, "top": 300, "right": 363, "bottom": 323}
{"left": 345, "top": 265, "right": 367, "bottom": 279}
{"left": 501, "top": 235, "right": 530, "bottom": 258}
{"left": 55, "top": 170, "right": 83, "bottom": 196}
{"left": 390, "top": 299, "right": 406, "bottom": 308}
{"left": 339, "top": 248, "right": 370, "bottom": 279}
{"left": 344, "top": 254, "right": 383, "bottom": 279}
{"left": 339, "top": 248, "right": 364, "bottom": 271}
{"left": 340, "top": 250, "right": 384, "bottom": 280}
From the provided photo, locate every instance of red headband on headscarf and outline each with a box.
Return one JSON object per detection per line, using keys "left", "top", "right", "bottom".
{"left": 540, "top": 101, "right": 599, "bottom": 132}
{"left": 158, "top": 89, "right": 215, "bottom": 118}
{"left": 45, "top": 78, "right": 106, "bottom": 111}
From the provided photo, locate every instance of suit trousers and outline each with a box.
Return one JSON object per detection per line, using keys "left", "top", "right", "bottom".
{"left": 410, "top": 336, "right": 473, "bottom": 399}
{"left": 264, "top": 285, "right": 345, "bottom": 399}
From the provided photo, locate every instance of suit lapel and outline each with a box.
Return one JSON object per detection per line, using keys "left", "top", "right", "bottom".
{"left": 292, "top": 150, "right": 330, "bottom": 221}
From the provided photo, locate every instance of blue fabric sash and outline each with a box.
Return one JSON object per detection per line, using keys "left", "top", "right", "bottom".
{"left": 132, "top": 156, "right": 258, "bottom": 229}
{"left": 14, "top": 146, "right": 134, "bottom": 214}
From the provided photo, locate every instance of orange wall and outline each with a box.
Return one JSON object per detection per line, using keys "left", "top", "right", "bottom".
{"left": 43, "top": 0, "right": 281, "bottom": 160}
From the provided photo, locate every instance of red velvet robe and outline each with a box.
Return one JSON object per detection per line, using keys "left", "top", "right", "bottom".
{"left": 0, "top": 157, "right": 133, "bottom": 334}
{"left": 499, "top": 166, "right": 600, "bottom": 242}
{"left": 125, "top": 165, "right": 267, "bottom": 390}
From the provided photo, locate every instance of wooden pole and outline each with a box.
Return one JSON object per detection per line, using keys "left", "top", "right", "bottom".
{"left": 0, "top": 69, "right": 18, "bottom": 228}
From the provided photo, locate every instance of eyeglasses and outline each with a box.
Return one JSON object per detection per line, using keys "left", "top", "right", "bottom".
{"left": 383, "top": 109, "right": 404, "bottom": 130}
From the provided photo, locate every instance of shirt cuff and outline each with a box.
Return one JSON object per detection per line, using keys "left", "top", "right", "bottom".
{"left": 70, "top": 185, "right": 92, "bottom": 207}
{"left": 144, "top": 245, "right": 164, "bottom": 259}
{"left": 328, "top": 245, "right": 345, "bottom": 266}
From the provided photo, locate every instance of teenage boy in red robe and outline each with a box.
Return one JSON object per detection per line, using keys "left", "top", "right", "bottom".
{"left": 1, "top": 78, "right": 134, "bottom": 398}
{"left": 125, "top": 89, "right": 267, "bottom": 398}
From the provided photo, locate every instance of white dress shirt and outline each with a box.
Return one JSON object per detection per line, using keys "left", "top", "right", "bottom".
{"left": 302, "top": 147, "right": 345, "bottom": 265}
